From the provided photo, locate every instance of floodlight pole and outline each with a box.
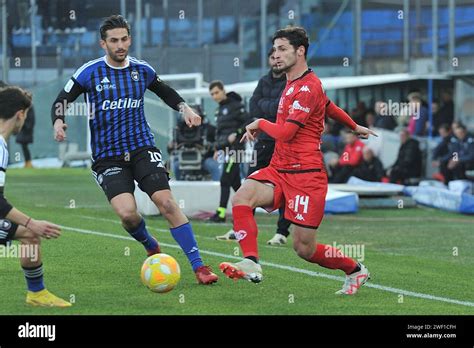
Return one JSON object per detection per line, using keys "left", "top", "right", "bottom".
{"left": 403, "top": 0, "right": 410, "bottom": 73}
{"left": 260, "top": 0, "right": 267, "bottom": 77}
{"left": 1, "top": 0, "right": 7, "bottom": 82}
{"left": 448, "top": 0, "right": 455, "bottom": 71}
{"left": 30, "top": 0, "right": 37, "bottom": 85}
{"left": 432, "top": 0, "right": 438, "bottom": 72}
{"left": 353, "top": 0, "right": 362, "bottom": 75}
{"left": 120, "top": 0, "right": 126, "bottom": 16}
{"left": 136, "top": 0, "right": 142, "bottom": 59}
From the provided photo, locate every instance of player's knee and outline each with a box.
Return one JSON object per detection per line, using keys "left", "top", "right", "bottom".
{"left": 117, "top": 209, "right": 141, "bottom": 228}
{"left": 156, "top": 197, "right": 178, "bottom": 218}
{"left": 293, "top": 242, "right": 314, "bottom": 260}
{"left": 231, "top": 190, "right": 252, "bottom": 207}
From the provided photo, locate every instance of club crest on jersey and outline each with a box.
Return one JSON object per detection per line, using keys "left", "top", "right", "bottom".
{"left": 131, "top": 70, "right": 140, "bottom": 81}
{"left": 286, "top": 86, "right": 294, "bottom": 96}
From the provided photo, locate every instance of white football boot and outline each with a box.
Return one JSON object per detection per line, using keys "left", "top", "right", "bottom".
{"left": 215, "top": 229, "right": 236, "bottom": 241}
{"left": 219, "top": 258, "right": 263, "bottom": 283}
{"left": 267, "top": 234, "right": 287, "bottom": 246}
{"left": 335, "top": 263, "right": 370, "bottom": 295}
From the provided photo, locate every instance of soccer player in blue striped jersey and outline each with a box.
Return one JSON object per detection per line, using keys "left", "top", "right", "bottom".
{"left": 0, "top": 85, "right": 71, "bottom": 307}
{"left": 51, "top": 15, "right": 218, "bottom": 284}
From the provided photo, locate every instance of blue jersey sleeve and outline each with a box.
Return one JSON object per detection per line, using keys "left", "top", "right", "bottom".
{"left": 72, "top": 62, "right": 95, "bottom": 89}
{"left": 144, "top": 64, "right": 157, "bottom": 87}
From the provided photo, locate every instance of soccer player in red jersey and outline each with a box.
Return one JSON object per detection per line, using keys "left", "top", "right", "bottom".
{"left": 219, "top": 27, "right": 377, "bottom": 295}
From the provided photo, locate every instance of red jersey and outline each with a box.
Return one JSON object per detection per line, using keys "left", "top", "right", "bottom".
{"left": 338, "top": 139, "right": 365, "bottom": 166}
{"left": 269, "top": 69, "right": 327, "bottom": 172}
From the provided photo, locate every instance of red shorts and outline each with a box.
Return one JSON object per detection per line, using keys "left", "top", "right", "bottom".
{"left": 248, "top": 166, "right": 328, "bottom": 229}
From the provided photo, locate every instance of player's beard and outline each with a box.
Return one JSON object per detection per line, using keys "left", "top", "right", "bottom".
{"left": 276, "top": 54, "right": 297, "bottom": 73}
{"left": 271, "top": 65, "right": 283, "bottom": 74}
{"left": 108, "top": 47, "right": 128, "bottom": 63}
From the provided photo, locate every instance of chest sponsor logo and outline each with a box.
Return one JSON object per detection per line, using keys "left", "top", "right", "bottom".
{"left": 96, "top": 76, "right": 116, "bottom": 92}
{"left": 289, "top": 100, "right": 310, "bottom": 114}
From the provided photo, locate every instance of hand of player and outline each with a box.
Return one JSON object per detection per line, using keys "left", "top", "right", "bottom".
{"left": 181, "top": 104, "right": 202, "bottom": 128}
{"left": 54, "top": 119, "right": 68, "bottom": 142}
{"left": 27, "top": 219, "right": 62, "bottom": 239}
{"left": 241, "top": 119, "right": 261, "bottom": 143}
{"left": 353, "top": 125, "right": 378, "bottom": 139}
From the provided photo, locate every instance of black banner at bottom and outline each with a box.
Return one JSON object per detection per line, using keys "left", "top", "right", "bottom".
{"left": 0, "top": 315, "right": 473, "bottom": 346}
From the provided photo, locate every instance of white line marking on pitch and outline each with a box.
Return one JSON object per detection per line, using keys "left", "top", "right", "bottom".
{"left": 64, "top": 221, "right": 474, "bottom": 309}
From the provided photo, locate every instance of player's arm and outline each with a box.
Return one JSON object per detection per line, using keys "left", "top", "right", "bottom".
{"left": 147, "top": 77, "right": 201, "bottom": 127}
{"left": 241, "top": 118, "right": 300, "bottom": 143}
{"left": 326, "top": 100, "right": 378, "bottom": 139}
{"left": 51, "top": 78, "right": 85, "bottom": 142}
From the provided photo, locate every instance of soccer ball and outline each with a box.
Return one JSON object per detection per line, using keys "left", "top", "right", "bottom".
{"left": 141, "top": 253, "right": 181, "bottom": 293}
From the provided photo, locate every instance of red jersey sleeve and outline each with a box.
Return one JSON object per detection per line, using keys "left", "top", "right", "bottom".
{"left": 259, "top": 119, "right": 300, "bottom": 142}
{"left": 326, "top": 100, "right": 357, "bottom": 130}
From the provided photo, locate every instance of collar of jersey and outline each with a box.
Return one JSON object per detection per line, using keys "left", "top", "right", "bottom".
{"left": 288, "top": 68, "right": 313, "bottom": 84}
{"left": 103, "top": 55, "right": 130, "bottom": 69}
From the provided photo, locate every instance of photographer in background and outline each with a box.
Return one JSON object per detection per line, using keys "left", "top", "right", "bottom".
{"left": 168, "top": 105, "right": 221, "bottom": 181}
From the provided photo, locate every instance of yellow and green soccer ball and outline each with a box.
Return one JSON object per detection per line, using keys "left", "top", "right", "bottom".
{"left": 141, "top": 253, "right": 181, "bottom": 293}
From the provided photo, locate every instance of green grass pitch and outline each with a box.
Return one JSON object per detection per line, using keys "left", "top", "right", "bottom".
{"left": 1, "top": 168, "right": 473, "bottom": 315}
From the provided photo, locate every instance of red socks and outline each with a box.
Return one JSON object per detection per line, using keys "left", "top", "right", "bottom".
{"left": 232, "top": 205, "right": 259, "bottom": 259}
{"left": 309, "top": 244, "right": 357, "bottom": 275}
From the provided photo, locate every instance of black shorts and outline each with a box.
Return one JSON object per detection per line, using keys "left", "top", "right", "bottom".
{"left": 0, "top": 219, "right": 19, "bottom": 246}
{"left": 92, "top": 146, "right": 170, "bottom": 201}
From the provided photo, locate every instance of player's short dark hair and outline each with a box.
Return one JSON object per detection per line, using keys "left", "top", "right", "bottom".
{"left": 272, "top": 26, "right": 310, "bottom": 58}
{"left": 100, "top": 15, "right": 131, "bottom": 40}
{"left": 0, "top": 86, "right": 32, "bottom": 120}
{"left": 209, "top": 80, "right": 224, "bottom": 91}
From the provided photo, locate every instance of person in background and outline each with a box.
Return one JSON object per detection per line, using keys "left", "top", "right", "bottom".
{"left": 387, "top": 128, "right": 422, "bottom": 183}
{"left": 208, "top": 80, "right": 249, "bottom": 223}
{"left": 364, "top": 109, "right": 376, "bottom": 129}
{"left": 352, "top": 147, "right": 384, "bottom": 182}
{"left": 436, "top": 90, "right": 455, "bottom": 130}
{"left": 407, "top": 92, "right": 428, "bottom": 136}
{"left": 328, "top": 131, "right": 365, "bottom": 183}
{"left": 432, "top": 123, "right": 452, "bottom": 183}
{"left": 439, "top": 121, "right": 474, "bottom": 183}
{"left": 373, "top": 100, "right": 397, "bottom": 130}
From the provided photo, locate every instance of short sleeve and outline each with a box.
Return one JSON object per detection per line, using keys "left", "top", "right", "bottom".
{"left": 71, "top": 63, "right": 93, "bottom": 89}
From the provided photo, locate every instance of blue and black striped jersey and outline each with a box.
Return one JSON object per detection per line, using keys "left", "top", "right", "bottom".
{"left": 65, "top": 56, "right": 159, "bottom": 160}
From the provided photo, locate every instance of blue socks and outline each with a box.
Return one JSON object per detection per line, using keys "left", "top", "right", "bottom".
{"left": 22, "top": 264, "right": 45, "bottom": 292}
{"left": 126, "top": 219, "right": 159, "bottom": 253}
{"left": 170, "top": 222, "right": 204, "bottom": 272}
